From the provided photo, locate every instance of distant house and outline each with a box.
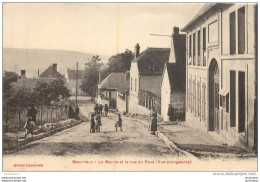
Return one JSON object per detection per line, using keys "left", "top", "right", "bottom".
{"left": 161, "top": 27, "right": 186, "bottom": 121}
{"left": 66, "top": 69, "right": 85, "bottom": 96}
{"left": 39, "top": 63, "right": 66, "bottom": 83}
{"left": 129, "top": 44, "right": 170, "bottom": 115}
{"left": 97, "top": 72, "right": 129, "bottom": 109}
{"left": 16, "top": 63, "right": 66, "bottom": 91}
{"left": 16, "top": 70, "right": 39, "bottom": 91}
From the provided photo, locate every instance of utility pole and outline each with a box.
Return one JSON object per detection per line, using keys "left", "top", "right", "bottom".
{"left": 76, "top": 62, "right": 78, "bottom": 107}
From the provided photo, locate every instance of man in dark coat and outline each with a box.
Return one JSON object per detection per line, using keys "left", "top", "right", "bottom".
{"left": 150, "top": 107, "right": 157, "bottom": 135}
{"left": 104, "top": 104, "right": 109, "bottom": 117}
{"left": 68, "top": 104, "right": 75, "bottom": 119}
{"left": 99, "top": 104, "right": 103, "bottom": 116}
{"left": 94, "top": 104, "right": 99, "bottom": 114}
{"left": 27, "top": 104, "right": 37, "bottom": 122}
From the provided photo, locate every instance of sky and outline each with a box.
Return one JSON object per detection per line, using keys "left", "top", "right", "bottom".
{"left": 3, "top": 3, "right": 205, "bottom": 57}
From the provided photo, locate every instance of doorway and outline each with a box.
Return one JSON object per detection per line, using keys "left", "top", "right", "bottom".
{"left": 209, "top": 59, "right": 219, "bottom": 131}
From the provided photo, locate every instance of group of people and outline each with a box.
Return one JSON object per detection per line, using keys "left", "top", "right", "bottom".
{"left": 94, "top": 104, "right": 109, "bottom": 117}
{"left": 90, "top": 103, "right": 123, "bottom": 133}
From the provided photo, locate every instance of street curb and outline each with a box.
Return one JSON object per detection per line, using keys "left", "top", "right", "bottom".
{"left": 4, "top": 120, "right": 83, "bottom": 154}
{"left": 132, "top": 117, "right": 196, "bottom": 158}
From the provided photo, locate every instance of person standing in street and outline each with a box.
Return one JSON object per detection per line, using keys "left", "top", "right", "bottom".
{"left": 115, "top": 113, "right": 123, "bottom": 132}
{"left": 94, "top": 104, "right": 99, "bottom": 114}
{"left": 104, "top": 104, "right": 109, "bottom": 117}
{"left": 99, "top": 104, "right": 103, "bottom": 116}
{"left": 90, "top": 114, "right": 95, "bottom": 133}
{"left": 150, "top": 107, "right": 157, "bottom": 135}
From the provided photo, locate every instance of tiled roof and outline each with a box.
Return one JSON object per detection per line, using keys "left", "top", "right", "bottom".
{"left": 68, "top": 70, "right": 85, "bottom": 79}
{"left": 98, "top": 72, "right": 129, "bottom": 94}
{"left": 132, "top": 48, "right": 170, "bottom": 75}
{"left": 39, "top": 64, "right": 65, "bottom": 80}
{"left": 166, "top": 63, "right": 186, "bottom": 92}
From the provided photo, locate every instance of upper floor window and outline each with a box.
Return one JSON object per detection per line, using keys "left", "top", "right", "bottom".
{"left": 198, "top": 30, "right": 201, "bottom": 56}
{"left": 230, "top": 11, "right": 236, "bottom": 55}
{"left": 189, "top": 34, "right": 192, "bottom": 58}
{"left": 131, "top": 78, "right": 133, "bottom": 90}
{"left": 238, "top": 6, "right": 245, "bottom": 54}
{"left": 203, "top": 27, "right": 206, "bottom": 51}
{"left": 193, "top": 33, "right": 196, "bottom": 65}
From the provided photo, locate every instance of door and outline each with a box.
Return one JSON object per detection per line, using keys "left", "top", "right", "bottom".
{"left": 209, "top": 59, "right": 219, "bottom": 131}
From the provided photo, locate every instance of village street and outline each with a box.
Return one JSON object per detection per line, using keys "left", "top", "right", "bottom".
{"left": 6, "top": 97, "right": 172, "bottom": 157}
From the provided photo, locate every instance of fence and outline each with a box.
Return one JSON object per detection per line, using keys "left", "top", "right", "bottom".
{"left": 3, "top": 105, "right": 69, "bottom": 133}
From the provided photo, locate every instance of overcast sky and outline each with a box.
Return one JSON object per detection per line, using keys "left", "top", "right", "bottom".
{"left": 3, "top": 3, "right": 204, "bottom": 57}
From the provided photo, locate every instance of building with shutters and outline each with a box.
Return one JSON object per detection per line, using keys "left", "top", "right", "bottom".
{"left": 182, "top": 3, "right": 257, "bottom": 150}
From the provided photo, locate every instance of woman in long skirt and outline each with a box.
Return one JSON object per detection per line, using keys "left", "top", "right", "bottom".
{"left": 150, "top": 107, "right": 157, "bottom": 135}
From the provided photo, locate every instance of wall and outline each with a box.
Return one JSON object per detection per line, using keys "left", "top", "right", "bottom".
{"left": 117, "top": 93, "right": 126, "bottom": 113}
{"left": 67, "top": 78, "right": 84, "bottom": 95}
{"left": 161, "top": 68, "right": 171, "bottom": 121}
{"left": 185, "top": 3, "right": 256, "bottom": 150}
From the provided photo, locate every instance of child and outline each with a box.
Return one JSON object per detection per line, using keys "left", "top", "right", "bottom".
{"left": 90, "top": 114, "right": 95, "bottom": 133}
{"left": 24, "top": 116, "right": 36, "bottom": 138}
{"left": 115, "top": 113, "right": 123, "bottom": 132}
{"left": 95, "top": 112, "right": 101, "bottom": 132}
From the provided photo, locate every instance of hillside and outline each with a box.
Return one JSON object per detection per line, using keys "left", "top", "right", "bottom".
{"left": 3, "top": 48, "right": 109, "bottom": 77}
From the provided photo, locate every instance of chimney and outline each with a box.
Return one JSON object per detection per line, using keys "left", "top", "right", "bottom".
{"left": 21, "top": 70, "right": 26, "bottom": 78}
{"left": 53, "top": 63, "right": 57, "bottom": 71}
{"left": 125, "top": 71, "right": 130, "bottom": 82}
{"left": 135, "top": 43, "right": 140, "bottom": 58}
{"left": 173, "top": 27, "right": 179, "bottom": 35}
{"left": 38, "top": 69, "right": 40, "bottom": 77}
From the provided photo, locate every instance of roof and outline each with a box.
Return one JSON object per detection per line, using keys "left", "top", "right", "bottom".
{"left": 39, "top": 64, "right": 66, "bottom": 80}
{"left": 132, "top": 48, "right": 170, "bottom": 75}
{"left": 165, "top": 63, "right": 186, "bottom": 92}
{"left": 181, "top": 3, "right": 232, "bottom": 32}
{"left": 68, "top": 70, "right": 85, "bottom": 79}
{"left": 98, "top": 72, "right": 129, "bottom": 94}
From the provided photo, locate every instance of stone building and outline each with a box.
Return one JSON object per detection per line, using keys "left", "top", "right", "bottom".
{"left": 129, "top": 44, "right": 170, "bottom": 115}
{"left": 66, "top": 69, "right": 85, "bottom": 96}
{"left": 161, "top": 27, "right": 186, "bottom": 121}
{"left": 182, "top": 3, "right": 257, "bottom": 150}
{"left": 97, "top": 72, "right": 129, "bottom": 109}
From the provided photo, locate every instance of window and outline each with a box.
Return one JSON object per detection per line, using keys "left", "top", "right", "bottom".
{"left": 203, "top": 28, "right": 206, "bottom": 51}
{"left": 230, "top": 11, "right": 236, "bottom": 55}
{"left": 193, "top": 80, "right": 196, "bottom": 116}
{"left": 238, "top": 6, "right": 245, "bottom": 54}
{"left": 197, "top": 81, "right": 201, "bottom": 118}
{"left": 193, "top": 33, "right": 196, "bottom": 65}
{"left": 189, "top": 34, "right": 192, "bottom": 58}
{"left": 198, "top": 30, "right": 201, "bottom": 56}
{"left": 135, "top": 79, "right": 137, "bottom": 92}
{"left": 131, "top": 78, "right": 132, "bottom": 90}
{"left": 202, "top": 83, "right": 206, "bottom": 121}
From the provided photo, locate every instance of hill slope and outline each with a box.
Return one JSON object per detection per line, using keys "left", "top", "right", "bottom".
{"left": 3, "top": 48, "right": 109, "bottom": 77}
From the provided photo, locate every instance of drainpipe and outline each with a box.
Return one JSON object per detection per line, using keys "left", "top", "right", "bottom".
{"left": 253, "top": 4, "right": 258, "bottom": 152}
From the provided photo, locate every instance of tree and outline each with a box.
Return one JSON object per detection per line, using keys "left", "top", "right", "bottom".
{"left": 107, "top": 49, "right": 134, "bottom": 73}
{"left": 80, "top": 55, "right": 103, "bottom": 99}
{"left": 3, "top": 71, "right": 18, "bottom": 128}
{"left": 34, "top": 79, "right": 70, "bottom": 125}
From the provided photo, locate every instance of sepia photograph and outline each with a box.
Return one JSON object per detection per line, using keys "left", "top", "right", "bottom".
{"left": 2, "top": 2, "right": 258, "bottom": 175}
